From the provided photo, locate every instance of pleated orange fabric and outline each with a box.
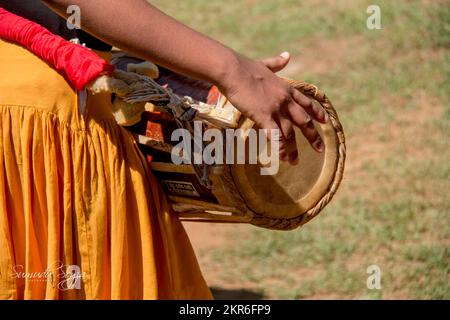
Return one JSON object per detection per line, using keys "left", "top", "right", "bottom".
{"left": 0, "top": 39, "right": 212, "bottom": 300}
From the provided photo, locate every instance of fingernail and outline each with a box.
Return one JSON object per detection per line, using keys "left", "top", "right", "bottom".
{"left": 280, "top": 51, "right": 290, "bottom": 59}
{"left": 323, "top": 112, "right": 329, "bottom": 123}
{"left": 314, "top": 139, "right": 325, "bottom": 152}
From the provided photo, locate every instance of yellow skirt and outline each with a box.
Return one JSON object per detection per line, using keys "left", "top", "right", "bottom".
{"left": 0, "top": 39, "right": 212, "bottom": 300}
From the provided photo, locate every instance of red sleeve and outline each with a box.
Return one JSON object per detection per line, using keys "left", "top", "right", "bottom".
{"left": 0, "top": 7, "right": 114, "bottom": 90}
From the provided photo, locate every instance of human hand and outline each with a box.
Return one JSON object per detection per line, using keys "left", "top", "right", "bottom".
{"left": 218, "top": 52, "right": 329, "bottom": 165}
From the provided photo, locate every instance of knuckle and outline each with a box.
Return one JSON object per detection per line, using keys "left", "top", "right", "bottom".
{"left": 295, "top": 111, "right": 311, "bottom": 125}
{"left": 283, "top": 90, "right": 293, "bottom": 102}
{"left": 303, "top": 98, "right": 313, "bottom": 109}
{"left": 276, "top": 87, "right": 292, "bottom": 103}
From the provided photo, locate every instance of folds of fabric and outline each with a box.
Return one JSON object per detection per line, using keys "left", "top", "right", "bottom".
{"left": 0, "top": 39, "right": 212, "bottom": 300}
{"left": 0, "top": 7, "right": 114, "bottom": 90}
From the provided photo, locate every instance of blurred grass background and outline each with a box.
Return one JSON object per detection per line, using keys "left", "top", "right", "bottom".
{"left": 151, "top": 0, "right": 449, "bottom": 299}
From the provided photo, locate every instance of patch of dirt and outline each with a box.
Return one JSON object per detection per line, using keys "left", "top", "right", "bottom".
{"left": 182, "top": 221, "right": 257, "bottom": 295}
{"left": 340, "top": 90, "right": 444, "bottom": 203}
{"left": 182, "top": 221, "right": 252, "bottom": 251}
{"left": 279, "top": 36, "right": 366, "bottom": 77}
{"left": 348, "top": 91, "right": 443, "bottom": 166}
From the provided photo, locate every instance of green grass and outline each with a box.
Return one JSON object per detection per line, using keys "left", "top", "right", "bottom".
{"left": 150, "top": 0, "right": 450, "bottom": 299}
{"left": 151, "top": 0, "right": 449, "bottom": 55}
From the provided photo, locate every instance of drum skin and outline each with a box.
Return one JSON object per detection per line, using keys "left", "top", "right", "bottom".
{"left": 232, "top": 112, "right": 338, "bottom": 219}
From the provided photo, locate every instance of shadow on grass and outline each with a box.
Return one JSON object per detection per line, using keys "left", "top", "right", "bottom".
{"left": 211, "top": 287, "right": 265, "bottom": 300}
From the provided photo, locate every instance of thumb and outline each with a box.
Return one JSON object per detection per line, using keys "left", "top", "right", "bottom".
{"left": 261, "top": 51, "right": 290, "bottom": 73}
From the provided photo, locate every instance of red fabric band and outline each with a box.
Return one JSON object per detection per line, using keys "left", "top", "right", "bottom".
{"left": 0, "top": 7, "right": 114, "bottom": 90}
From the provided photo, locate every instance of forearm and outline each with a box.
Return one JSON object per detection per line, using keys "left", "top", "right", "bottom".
{"left": 41, "top": 0, "right": 240, "bottom": 86}
{"left": 42, "top": 0, "right": 326, "bottom": 163}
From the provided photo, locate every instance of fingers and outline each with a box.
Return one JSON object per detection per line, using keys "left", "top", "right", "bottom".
{"left": 262, "top": 119, "right": 297, "bottom": 165}
{"left": 287, "top": 100, "right": 311, "bottom": 127}
{"left": 291, "top": 89, "right": 328, "bottom": 124}
{"left": 261, "top": 51, "right": 290, "bottom": 73}
{"left": 262, "top": 93, "right": 326, "bottom": 165}
{"left": 288, "top": 101, "right": 325, "bottom": 153}
{"left": 300, "top": 121, "right": 325, "bottom": 153}
{"left": 276, "top": 115, "right": 299, "bottom": 165}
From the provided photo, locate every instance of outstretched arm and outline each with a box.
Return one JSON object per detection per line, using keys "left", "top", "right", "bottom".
{"left": 42, "top": 0, "right": 327, "bottom": 163}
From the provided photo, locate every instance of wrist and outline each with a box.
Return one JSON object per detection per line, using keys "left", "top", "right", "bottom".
{"left": 210, "top": 49, "right": 244, "bottom": 93}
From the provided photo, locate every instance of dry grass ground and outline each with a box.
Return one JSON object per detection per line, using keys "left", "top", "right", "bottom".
{"left": 151, "top": 0, "right": 450, "bottom": 299}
